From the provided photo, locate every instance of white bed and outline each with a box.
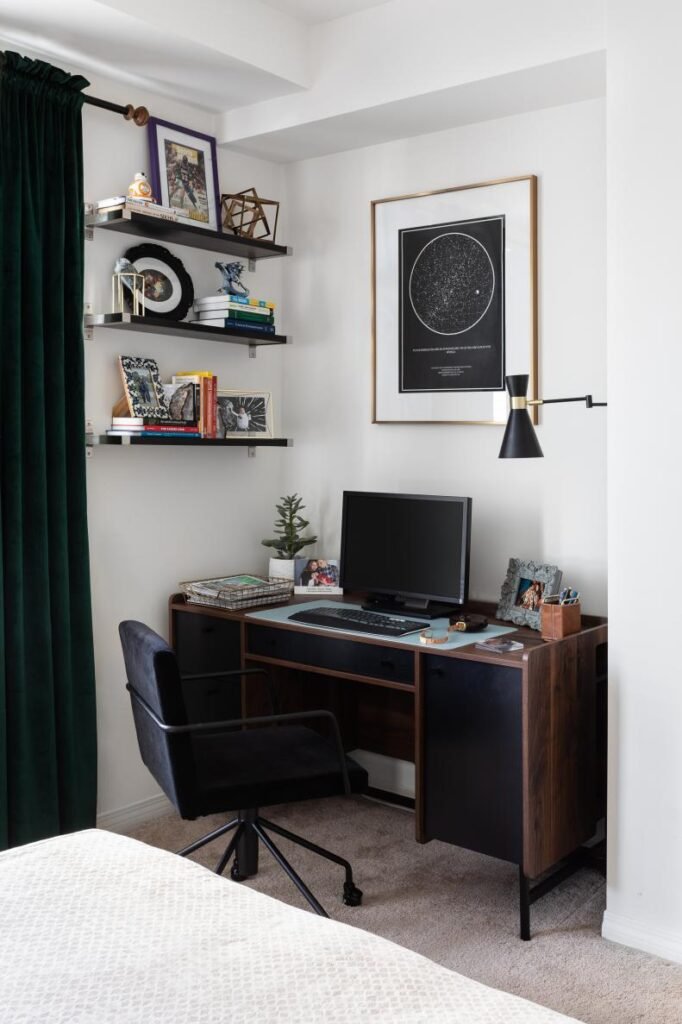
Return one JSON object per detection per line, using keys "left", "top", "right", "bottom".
{"left": 0, "top": 829, "right": 581, "bottom": 1023}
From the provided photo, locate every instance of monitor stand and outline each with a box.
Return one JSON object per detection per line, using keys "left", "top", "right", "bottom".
{"left": 361, "top": 595, "right": 459, "bottom": 621}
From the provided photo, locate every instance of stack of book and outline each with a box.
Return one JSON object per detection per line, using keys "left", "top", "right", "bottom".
{"left": 171, "top": 371, "right": 218, "bottom": 438}
{"left": 106, "top": 417, "right": 200, "bottom": 438}
{"left": 192, "top": 294, "right": 276, "bottom": 335}
{"left": 93, "top": 196, "right": 191, "bottom": 223}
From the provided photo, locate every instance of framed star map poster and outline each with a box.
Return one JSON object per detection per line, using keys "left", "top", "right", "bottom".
{"left": 372, "top": 175, "right": 537, "bottom": 424}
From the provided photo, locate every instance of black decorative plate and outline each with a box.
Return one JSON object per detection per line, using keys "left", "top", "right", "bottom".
{"left": 123, "top": 243, "right": 194, "bottom": 320}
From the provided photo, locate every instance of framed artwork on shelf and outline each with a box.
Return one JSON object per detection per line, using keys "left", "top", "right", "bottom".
{"left": 372, "top": 175, "right": 538, "bottom": 425}
{"left": 118, "top": 356, "right": 170, "bottom": 419}
{"left": 147, "top": 117, "right": 221, "bottom": 231}
{"left": 496, "top": 557, "right": 562, "bottom": 631}
{"left": 121, "top": 243, "right": 194, "bottom": 320}
{"left": 216, "top": 390, "right": 273, "bottom": 438}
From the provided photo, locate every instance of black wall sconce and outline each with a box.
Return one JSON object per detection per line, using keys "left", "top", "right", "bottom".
{"left": 499, "top": 374, "right": 607, "bottom": 459}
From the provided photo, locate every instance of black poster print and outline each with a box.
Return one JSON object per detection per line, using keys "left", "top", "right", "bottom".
{"left": 399, "top": 216, "right": 505, "bottom": 393}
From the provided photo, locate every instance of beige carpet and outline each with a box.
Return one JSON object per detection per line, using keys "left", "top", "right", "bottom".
{"left": 127, "top": 796, "right": 682, "bottom": 1024}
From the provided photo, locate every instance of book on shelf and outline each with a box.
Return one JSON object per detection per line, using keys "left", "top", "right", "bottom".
{"left": 194, "top": 295, "right": 275, "bottom": 311}
{"left": 110, "top": 416, "right": 199, "bottom": 434}
{"left": 172, "top": 372, "right": 217, "bottom": 438}
{"left": 198, "top": 318, "right": 276, "bottom": 334}
{"left": 196, "top": 307, "right": 274, "bottom": 323}
{"left": 106, "top": 430, "right": 202, "bottom": 438}
{"left": 94, "top": 197, "right": 191, "bottom": 221}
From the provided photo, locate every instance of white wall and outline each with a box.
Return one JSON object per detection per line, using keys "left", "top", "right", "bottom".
{"left": 602, "top": 1, "right": 682, "bottom": 964}
{"left": 81, "top": 77, "right": 290, "bottom": 820}
{"left": 282, "top": 99, "right": 607, "bottom": 613}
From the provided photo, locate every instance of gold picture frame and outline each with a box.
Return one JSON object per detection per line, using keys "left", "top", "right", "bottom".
{"left": 371, "top": 174, "right": 538, "bottom": 426}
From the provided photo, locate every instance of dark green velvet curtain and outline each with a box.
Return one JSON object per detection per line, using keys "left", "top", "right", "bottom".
{"left": 0, "top": 52, "right": 97, "bottom": 849}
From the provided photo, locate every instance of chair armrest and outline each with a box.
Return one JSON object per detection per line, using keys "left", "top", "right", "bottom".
{"left": 180, "top": 666, "right": 280, "bottom": 715}
{"left": 127, "top": 686, "right": 350, "bottom": 794}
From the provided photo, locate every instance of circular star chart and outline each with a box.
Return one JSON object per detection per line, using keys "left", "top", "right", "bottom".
{"left": 408, "top": 232, "right": 495, "bottom": 335}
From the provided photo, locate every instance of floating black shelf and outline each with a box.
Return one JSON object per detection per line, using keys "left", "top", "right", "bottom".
{"left": 85, "top": 312, "right": 288, "bottom": 347}
{"left": 85, "top": 208, "right": 291, "bottom": 260}
{"left": 92, "top": 435, "right": 292, "bottom": 448}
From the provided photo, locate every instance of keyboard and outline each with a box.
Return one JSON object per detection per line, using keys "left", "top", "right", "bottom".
{"left": 287, "top": 607, "right": 426, "bottom": 637}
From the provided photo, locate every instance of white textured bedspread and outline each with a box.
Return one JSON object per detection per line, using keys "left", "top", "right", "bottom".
{"left": 0, "top": 829, "right": 581, "bottom": 1023}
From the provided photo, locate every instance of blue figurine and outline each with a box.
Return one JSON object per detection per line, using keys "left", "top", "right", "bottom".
{"left": 215, "top": 260, "right": 250, "bottom": 297}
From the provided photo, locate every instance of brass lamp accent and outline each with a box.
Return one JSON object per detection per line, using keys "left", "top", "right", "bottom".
{"left": 499, "top": 374, "right": 607, "bottom": 459}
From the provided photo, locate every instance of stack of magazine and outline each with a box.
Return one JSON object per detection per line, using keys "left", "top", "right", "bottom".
{"left": 180, "top": 574, "right": 293, "bottom": 611}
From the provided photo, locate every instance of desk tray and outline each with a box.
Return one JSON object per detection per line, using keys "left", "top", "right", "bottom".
{"left": 180, "top": 574, "right": 293, "bottom": 611}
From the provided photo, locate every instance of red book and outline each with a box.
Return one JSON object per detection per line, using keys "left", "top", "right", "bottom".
{"left": 143, "top": 424, "right": 200, "bottom": 433}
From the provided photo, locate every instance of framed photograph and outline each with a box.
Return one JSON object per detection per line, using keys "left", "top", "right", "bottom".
{"left": 147, "top": 117, "right": 221, "bottom": 231}
{"left": 122, "top": 243, "right": 194, "bottom": 320}
{"left": 372, "top": 175, "right": 537, "bottom": 425}
{"left": 497, "top": 558, "right": 563, "bottom": 631}
{"left": 216, "top": 390, "right": 273, "bottom": 438}
{"left": 162, "top": 381, "right": 196, "bottom": 422}
{"left": 118, "top": 356, "right": 170, "bottom": 419}
{"left": 294, "top": 558, "right": 342, "bottom": 595}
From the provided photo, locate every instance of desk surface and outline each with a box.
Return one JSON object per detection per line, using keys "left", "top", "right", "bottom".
{"left": 246, "top": 600, "right": 516, "bottom": 651}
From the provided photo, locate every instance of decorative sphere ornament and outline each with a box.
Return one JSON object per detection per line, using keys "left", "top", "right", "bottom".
{"left": 127, "top": 171, "right": 154, "bottom": 203}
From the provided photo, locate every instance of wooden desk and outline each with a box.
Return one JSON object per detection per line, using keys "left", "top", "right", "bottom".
{"left": 169, "top": 593, "right": 607, "bottom": 939}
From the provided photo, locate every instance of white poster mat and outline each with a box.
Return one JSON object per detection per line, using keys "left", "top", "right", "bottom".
{"left": 373, "top": 177, "right": 536, "bottom": 424}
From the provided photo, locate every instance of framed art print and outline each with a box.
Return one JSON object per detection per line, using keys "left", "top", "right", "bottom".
{"left": 216, "top": 390, "right": 273, "bottom": 438}
{"left": 148, "top": 118, "right": 221, "bottom": 231}
{"left": 122, "top": 243, "right": 194, "bottom": 320}
{"left": 372, "top": 175, "right": 537, "bottom": 425}
{"left": 118, "top": 356, "right": 170, "bottom": 419}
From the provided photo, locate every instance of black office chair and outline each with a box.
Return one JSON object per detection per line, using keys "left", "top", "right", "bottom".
{"left": 119, "top": 620, "right": 367, "bottom": 916}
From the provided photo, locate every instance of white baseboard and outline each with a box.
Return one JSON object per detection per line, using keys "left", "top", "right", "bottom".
{"left": 96, "top": 793, "right": 174, "bottom": 834}
{"left": 602, "top": 910, "right": 682, "bottom": 964}
{"left": 348, "top": 749, "right": 415, "bottom": 800}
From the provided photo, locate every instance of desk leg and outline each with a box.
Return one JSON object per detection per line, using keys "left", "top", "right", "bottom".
{"left": 519, "top": 868, "right": 531, "bottom": 940}
{"left": 234, "top": 809, "right": 259, "bottom": 879}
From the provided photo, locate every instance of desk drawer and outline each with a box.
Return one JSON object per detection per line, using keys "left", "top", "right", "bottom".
{"left": 246, "top": 624, "right": 415, "bottom": 685}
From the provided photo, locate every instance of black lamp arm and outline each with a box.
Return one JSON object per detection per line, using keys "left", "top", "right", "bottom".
{"left": 528, "top": 395, "right": 607, "bottom": 408}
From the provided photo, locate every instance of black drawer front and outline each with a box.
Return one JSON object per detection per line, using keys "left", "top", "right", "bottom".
{"left": 172, "top": 611, "right": 242, "bottom": 722}
{"left": 246, "top": 624, "right": 415, "bottom": 684}
{"left": 424, "top": 656, "right": 522, "bottom": 864}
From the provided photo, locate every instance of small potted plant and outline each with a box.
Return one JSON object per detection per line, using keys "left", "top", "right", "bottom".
{"left": 262, "top": 494, "right": 318, "bottom": 580}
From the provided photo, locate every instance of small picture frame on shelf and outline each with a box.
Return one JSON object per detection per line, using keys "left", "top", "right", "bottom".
{"left": 147, "top": 117, "right": 221, "bottom": 231}
{"left": 496, "top": 558, "right": 563, "bottom": 631}
{"left": 118, "top": 356, "right": 170, "bottom": 419}
{"left": 294, "top": 558, "right": 342, "bottom": 596}
{"left": 216, "top": 390, "right": 273, "bottom": 438}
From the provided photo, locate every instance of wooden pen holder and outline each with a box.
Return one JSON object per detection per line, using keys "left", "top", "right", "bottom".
{"left": 541, "top": 602, "right": 581, "bottom": 641}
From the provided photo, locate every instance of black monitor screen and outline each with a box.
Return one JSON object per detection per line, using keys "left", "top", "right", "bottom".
{"left": 340, "top": 492, "right": 471, "bottom": 605}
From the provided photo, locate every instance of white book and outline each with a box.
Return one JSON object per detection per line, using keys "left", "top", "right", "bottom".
{"left": 193, "top": 295, "right": 275, "bottom": 311}
{"left": 196, "top": 306, "right": 272, "bottom": 319}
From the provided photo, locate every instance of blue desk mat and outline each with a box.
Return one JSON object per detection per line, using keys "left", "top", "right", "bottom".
{"left": 246, "top": 600, "right": 517, "bottom": 651}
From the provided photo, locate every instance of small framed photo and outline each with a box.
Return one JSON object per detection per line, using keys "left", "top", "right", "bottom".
{"left": 216, "top": 390, "right": 273, "bottom": 438}
{"left": 147, "top": 117, "right": 221, "bottom": 231}
{"left": 294, "top": 558, "right": 343, "bottom": 596}
{"left": 497, "top": 558, "right": 563, "bottom": 631}
{"left": 118, "top": 355, "right": 170, "bottom": 419}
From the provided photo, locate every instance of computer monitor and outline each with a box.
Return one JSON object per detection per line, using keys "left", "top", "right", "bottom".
{"left": 340, "top": 491, "right": 472, "bottom": 618}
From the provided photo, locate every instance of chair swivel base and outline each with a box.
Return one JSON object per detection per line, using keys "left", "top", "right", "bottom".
{"left": 177, "top": 809, "right": 363, "bottom": 918}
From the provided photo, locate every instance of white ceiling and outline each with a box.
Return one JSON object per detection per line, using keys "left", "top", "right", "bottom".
{"left": 263, "top": 0, "right": 389, "bottom": 23}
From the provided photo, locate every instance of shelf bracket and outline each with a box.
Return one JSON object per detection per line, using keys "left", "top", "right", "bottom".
{"left": 248, "top": 344, "right": 257, "bottom": 359}
{"left": 248, "top": 258, "right": 256, "bottom": 273}
{"left": 248, "top": 446, "right": 257, "bottom": 458}
{"left": 83, "top": 302, "right": 93, "bottom": 340}
{"left": 84, "top": 202, "right": 94, "bottom": 241}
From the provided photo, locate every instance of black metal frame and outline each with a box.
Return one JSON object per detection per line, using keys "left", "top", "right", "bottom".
{"left": 127, "top": 670, "right": 361, "bottom": 915}
{"left": 518, "top": 841, "right": 606, "bottom": 939}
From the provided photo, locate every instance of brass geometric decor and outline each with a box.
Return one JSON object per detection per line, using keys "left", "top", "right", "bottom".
{"left": 221, "top": 187, "right": 280, "bottom": 242}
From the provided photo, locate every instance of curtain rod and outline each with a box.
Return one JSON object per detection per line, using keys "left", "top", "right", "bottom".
{"left": 83, "top": 93, "right": 150, "bottom": 126}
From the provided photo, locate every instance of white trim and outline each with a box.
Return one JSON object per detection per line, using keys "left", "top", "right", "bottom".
{"left": 348, "top": 749, "right": 415, "bottom": 800}
{"left": 602, "top": 910, "right": 682, "bottom": 964}
{"left": 96, "top": 794, "right": 173, "bottom": 834}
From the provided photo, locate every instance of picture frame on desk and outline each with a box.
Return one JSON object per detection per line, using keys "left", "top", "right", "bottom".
{"left": 497, "top": 558, "right": 562, "bottom": 631}
{"left": 294, "top": 558, "right": 342, "bottom": 595}
{"left": 371, "top": 175, "right": 538, "bottom": 426}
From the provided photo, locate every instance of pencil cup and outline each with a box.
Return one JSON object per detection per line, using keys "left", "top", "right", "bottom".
{"left": 540, "top": 602, "right": 581, "bottom": 641}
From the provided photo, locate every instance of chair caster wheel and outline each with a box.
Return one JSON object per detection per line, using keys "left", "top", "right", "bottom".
{"left": 343, "top": 882, "right": 363, "bottom": 907}
{"left": 230, "top": 863, "right": 246, "bottom": 882}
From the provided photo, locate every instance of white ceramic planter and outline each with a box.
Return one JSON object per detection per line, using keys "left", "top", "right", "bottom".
{"left": 268, "top": 557, "right": 296, "bottom": 581}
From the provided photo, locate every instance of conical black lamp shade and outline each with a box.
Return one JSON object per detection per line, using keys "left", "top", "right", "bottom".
{"left": 498, "top": 374, "right": 543, "bottom": 458}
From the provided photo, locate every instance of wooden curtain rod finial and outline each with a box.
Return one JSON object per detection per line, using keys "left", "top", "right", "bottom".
{"left": 124, "top": 104, "right": 150, "bottom": 127}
